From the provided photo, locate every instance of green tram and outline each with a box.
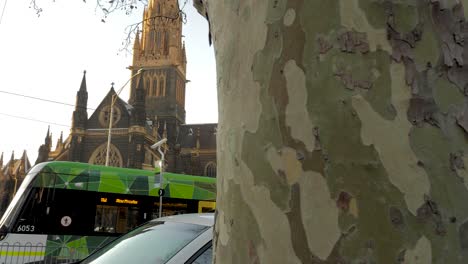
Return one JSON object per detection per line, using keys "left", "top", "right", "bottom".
{"left": 0, "top": 161, "right": 216, "bottom": 263}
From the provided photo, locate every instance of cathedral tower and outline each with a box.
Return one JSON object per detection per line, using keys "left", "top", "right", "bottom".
{"left": 69, "top": 71, "right": 88, "bottom": 161}
{"left": 129, "top": 0, "right": 187, "bottom": 134}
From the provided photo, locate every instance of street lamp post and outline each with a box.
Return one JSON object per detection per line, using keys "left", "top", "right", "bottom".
{"left": 105, "top": 69, "right": 145, "bottom": 166}
{"left": 151, "top": 138, "right": 167, "bottom": 218}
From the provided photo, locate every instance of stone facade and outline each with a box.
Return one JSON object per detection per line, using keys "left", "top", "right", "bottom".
{"left": 0, "top": 151, "right": 31, "bottom": 217}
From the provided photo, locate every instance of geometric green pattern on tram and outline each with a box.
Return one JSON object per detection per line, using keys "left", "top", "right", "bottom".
{"left": 129, "top": 176, "right": 150, "bottom": 195}
{"left": 98, "top": 170, "right": 126, "bottom": 194}
{"left": 33, "top": 161, "right": 216, "bottom": 201}
{"left": 45, "top": 235, "right": 85, "bottom": 258}
{"left": 84, "top": 236, "right": 115, "bottom": 254}
{"left": 45, "top": 235, "right": 115, "bottom": 261}
{"left": 193, "top": 186, "right": 216, "bottom": 200}
{"left": 168, "top": 181, "right": 194, "bottom": 198}
{"left": 61, "top": 236, "right": 89, "bottom": 260}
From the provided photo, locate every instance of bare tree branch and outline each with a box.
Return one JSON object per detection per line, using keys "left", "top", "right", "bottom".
{"left": 96, "top": 0, "right": 148, "bottom": 20}
{"left": 29, "top": 0, "right": 43, "bottom": 17}
{"left": 28, "top": 0, "right": 149, "bottom": 18}
{"left": 28, "top": 0, "right": 189, "bottom": 55}
{"left": 117, "top": 0, "right": 189, "bottom": 55}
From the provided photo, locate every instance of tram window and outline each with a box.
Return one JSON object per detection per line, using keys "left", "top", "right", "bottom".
{"left": 94, "top": 205, "right": 141, "bottom": 234}
{"left": 14, "top": 187, "right": 47, "bottom": 234}
{"left": 46, "top": 189, "right": 96, "bottom": 235}
{"left": 94, "top": 205, "right": 118, "bottom": 233}
{"left": 127, "top": 207, "right": 140, "bottom": 231}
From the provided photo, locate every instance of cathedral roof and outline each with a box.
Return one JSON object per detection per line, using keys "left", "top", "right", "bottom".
{"left": 2, "top": 151, "right": 31, "bottom": 177}
{"left": 87, "top": 87, "right": 133, "bottom": 126}
{"left": 178, "top": 123, "right": 217, "bottom": 150}
{"left": 107, "top": 87, "right": 133, "bottom": 115}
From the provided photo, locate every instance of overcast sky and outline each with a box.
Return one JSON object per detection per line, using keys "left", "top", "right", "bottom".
{"left": 0, "top": 0, "right": 217, "bottom": 165}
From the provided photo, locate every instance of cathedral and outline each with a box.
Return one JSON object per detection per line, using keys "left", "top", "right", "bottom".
{"left": 34, "top": 0, "right": 217, "bottom": 176}
{"left": 0, "top": 0, "right": 216, "bottom": 217}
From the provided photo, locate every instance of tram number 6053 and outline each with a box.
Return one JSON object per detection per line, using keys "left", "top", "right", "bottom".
{"left": 17, "top": 225, "right": 35, "bottom": 232}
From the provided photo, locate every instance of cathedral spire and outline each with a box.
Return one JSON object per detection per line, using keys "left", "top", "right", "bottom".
{"left": 182, "top": 41, "right": 187, "bottom": 64}
{"left": 7, "top": 151, "right": 15, "bottom": 176}
{"left": 80, "top": 70, "right": 87, "bottom": 92}
{"left": 148, "top": 0, "right": 155, "bottom": 12}
{"left": 133, "top": 30, "right": 141, "bottom": 52}
{"left": 36, "top": 127, "right": 52, "bottom": 165}
{"left": 72, "top": 71, "right": 89, "bottom": 129}
{"left": 56, "top": 131, "right": 63, "bottom": 149}
{"left": 131, "top": 32, "right": 142, "bottom": 74}
{"left": 45, "top": 126, "right": 51, "bottom": 148}
{"left": 21, "top": 150, "right": 29, "bottom": 172}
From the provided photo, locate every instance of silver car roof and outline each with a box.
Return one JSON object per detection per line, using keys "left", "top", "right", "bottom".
{"left": 154, "top": 213, "right": 214, "bottom": 227}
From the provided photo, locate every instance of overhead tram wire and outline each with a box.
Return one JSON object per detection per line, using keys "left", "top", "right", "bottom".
{"left": 0, "top": 0, "right": 7, "bottom": 25}
{"left": 0, "top": 88, "right": 119, "bottom": 127}
{"left": 0, "top": 112, "right": 70, "bottom": 127}
{"left": 0, "top": 90, "right": 96, "bottom": 111}
{"left": 0, "top": 89, "right": 128, "bottom": 127}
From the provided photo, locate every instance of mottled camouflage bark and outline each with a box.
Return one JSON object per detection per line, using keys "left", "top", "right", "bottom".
{"left": 196, "top": 0, "right": 468, "bottom": 263}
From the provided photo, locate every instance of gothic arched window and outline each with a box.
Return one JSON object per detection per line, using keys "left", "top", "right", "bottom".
{"left": 155, "top": 78, "right": 160, "bottom": 97}
{"left": 204, "top": 162, "right": 217, "bottom": 178}
{"left": 147, "top": 82, "right": 152, "bottom": 96}
{"left": 160, "top": 76, "right": 166, "bottom": 96}
{"left": 164, "top": 31, "right": 169, "bottom": 55}
{"left": 89, "top": 143, "right": 123, "bottom": 167}
{"left": 149, "top": 31, "right": 155, "bottom": 53}
{"left": 156, "top": 31, "right": 162, "bottom": 50}
{"left": 151, "top": 78, "right": 158, "bottom": 97}
{"left": 145, "top": 78, "right": 151, "bottom": 96}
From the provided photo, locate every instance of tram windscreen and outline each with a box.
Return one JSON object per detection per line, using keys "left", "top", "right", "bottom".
{"left": 0, "top": 163, "right": 46, "bottom": 232}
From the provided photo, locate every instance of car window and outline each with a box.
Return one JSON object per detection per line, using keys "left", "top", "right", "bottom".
{"left": 80, "top": 221, "right": 208, "bottom": 264}
{"left": 191, "top": 245, "right": 212, "bottom": 264}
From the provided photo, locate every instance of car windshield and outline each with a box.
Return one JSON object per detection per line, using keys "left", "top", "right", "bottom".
{"left": 80, "top": 220, "right": 208, "bottom": 264}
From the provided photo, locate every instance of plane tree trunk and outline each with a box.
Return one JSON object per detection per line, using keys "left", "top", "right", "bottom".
{"left": 195, "top": 0, "right": 468, "bottom": 263}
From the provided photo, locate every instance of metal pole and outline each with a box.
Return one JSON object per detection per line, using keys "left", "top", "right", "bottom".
{"left": 158, "top": 146, "right": 164, "bottom": 218}
{"left": 105, "top": 95, "right": 115, "bottom": 167}
{"left": 104, "top": 69, "right": 144, "bottom": 166}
